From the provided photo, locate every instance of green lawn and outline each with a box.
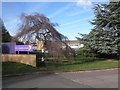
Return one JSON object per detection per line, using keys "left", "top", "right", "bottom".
{"left": 2, "top": 59, "right": 118, "bottom": 76}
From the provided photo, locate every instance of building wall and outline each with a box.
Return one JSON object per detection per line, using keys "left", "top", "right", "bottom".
{"left": 67, "top": 40, "right": 83, "bottom": 51}
{"left": 33, "top": 40, "right": 83, "bottom": 51}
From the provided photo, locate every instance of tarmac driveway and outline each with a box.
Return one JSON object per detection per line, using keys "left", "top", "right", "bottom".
{"left": 2, "top": 69, "right": 118, "bottom": 88}
{"left": 57, "top": 69, "right": 118, "bottom": 88}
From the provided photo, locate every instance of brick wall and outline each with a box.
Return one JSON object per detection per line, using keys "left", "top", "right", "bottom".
{"left": 2, "top": 54, "right": 36, "bottom": 67}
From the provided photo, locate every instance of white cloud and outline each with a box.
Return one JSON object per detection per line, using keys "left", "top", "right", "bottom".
{"left": 48, "top": 3, "right": 73, "bottom": 18}
{"left": 1, "top": 0, "right": 110, "bottom": 2}
{"left": 66, "top": 9, "right": 91, "bottom": 17}
{"left": 76, "top": 0, "right": 92, "bottom": 9}
{"left": 60, "top": 16, "right": 93, "bottom": 27}
{"left": 66, "top": 10, "right": 82, "bottom": 17}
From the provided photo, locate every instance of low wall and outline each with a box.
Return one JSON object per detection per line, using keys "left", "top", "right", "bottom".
{"left": 2, "top": 54, "right": 36, "bottom": 67}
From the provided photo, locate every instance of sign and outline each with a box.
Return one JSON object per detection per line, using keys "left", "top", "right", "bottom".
{"left": 15, "top": 45, "right": 33, "bottom": 52}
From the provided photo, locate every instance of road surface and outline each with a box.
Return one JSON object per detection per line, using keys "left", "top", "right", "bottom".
{"left": 2, "top": 69, "right": 118, "bottom": 88}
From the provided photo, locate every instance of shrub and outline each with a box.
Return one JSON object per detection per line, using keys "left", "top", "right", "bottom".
{"left": 76, "top": 47, "right": 97, "bottom": 57}
{"left": 75, "top": 47, "right": 98, "bottom": 63}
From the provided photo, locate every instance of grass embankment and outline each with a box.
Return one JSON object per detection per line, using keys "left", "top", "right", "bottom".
{"left": 2, "top": 59, "right": 118, "bottom": 76}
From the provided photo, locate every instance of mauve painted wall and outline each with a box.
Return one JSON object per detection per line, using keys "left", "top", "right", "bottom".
{"left": 2, "top": 42, "right": 16, "bottom": 54}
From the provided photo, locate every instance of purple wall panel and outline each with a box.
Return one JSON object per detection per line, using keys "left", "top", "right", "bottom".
{"left": 2, "top": 42, "right": 16, "bottom": 54}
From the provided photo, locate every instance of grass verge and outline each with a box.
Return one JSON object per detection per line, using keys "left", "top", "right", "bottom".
{"left": 2, "top": 59, "right": 118, "bottom": 76}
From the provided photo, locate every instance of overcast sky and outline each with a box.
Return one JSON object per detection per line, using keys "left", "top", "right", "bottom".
{"left": 2, "top": 0, "right": 108, "bottom": 40}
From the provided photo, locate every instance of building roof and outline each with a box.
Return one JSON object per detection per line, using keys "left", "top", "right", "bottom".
{"left": 66, "top": 40, "right": 80, "bottom": 44}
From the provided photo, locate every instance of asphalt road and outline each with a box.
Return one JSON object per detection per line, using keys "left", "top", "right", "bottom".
{"left": 2, "top": 69, "right": 118, "bottom": 88}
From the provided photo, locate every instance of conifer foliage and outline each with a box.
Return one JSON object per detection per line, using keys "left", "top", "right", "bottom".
{"left": 77, "top": 2, "right": 120, "bottom": 59}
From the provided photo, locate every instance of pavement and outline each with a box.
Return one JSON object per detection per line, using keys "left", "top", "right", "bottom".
{"left": 2, "top": 68, "right": 118, "bottom": 88}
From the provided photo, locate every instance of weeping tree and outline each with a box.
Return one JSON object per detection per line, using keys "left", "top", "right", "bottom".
{"left": 12, "top": 13, "right": 74, "bottom": 61}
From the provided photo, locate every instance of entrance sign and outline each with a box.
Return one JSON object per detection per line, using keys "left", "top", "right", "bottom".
{"left": 15, "top": 45, "right": 33, "bottom": 52}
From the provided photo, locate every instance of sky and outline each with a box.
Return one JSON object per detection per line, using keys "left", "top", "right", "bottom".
{"left": 2, "top": 0, "right": 108, "bottom": 40}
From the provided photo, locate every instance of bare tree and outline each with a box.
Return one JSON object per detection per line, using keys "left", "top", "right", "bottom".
{"left": 13, "top": 13, "right": 75, "bottom": 61}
